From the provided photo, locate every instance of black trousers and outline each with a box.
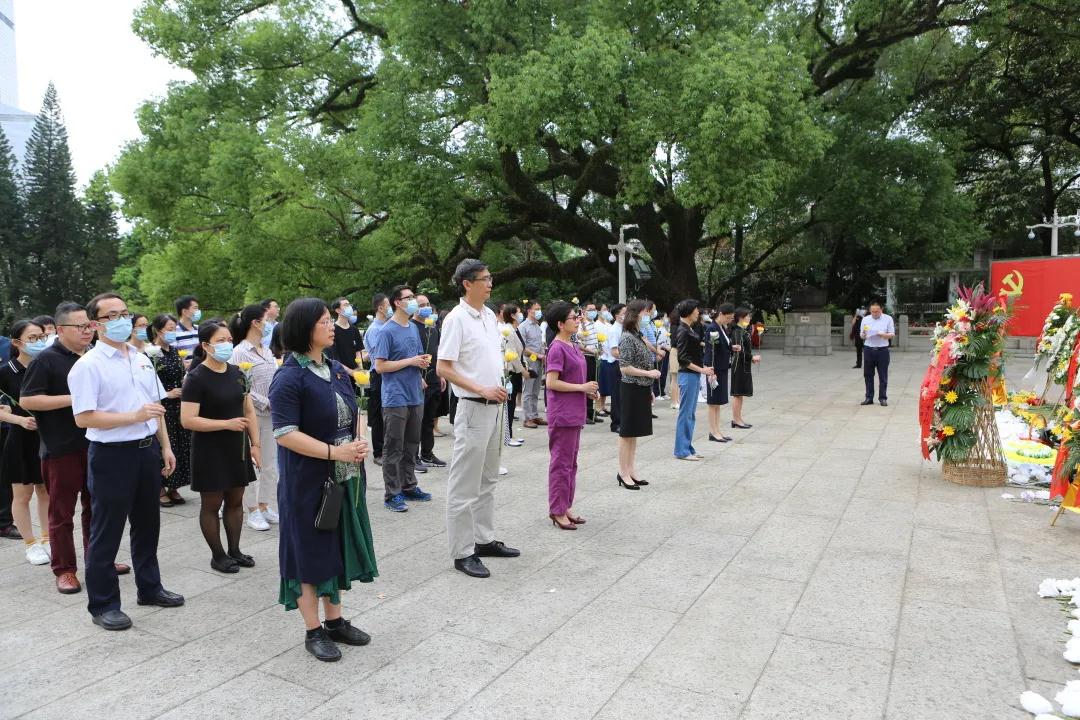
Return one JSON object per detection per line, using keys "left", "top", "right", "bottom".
{"left": 506, "top": 371, "right": 523, "bottom": 435}
{"left": 369, "top": 371, "right": 384, "bottom": 457}
{"left": 420, "top": 386, "right": 443, "bottom": 458}
{"left": 85, "top": 439, "right": 164, "bottom": 616}
{"left": 863, "top": 347, "right": 890, "bottom": 401}
{"left": 853, "top": 338, "right": 864, "bottom": 367}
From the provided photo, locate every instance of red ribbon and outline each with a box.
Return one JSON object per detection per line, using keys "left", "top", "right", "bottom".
{"left": 919, "top": 338, "right": 956, "bottom": 460}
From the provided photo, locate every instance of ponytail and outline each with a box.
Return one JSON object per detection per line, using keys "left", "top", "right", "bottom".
{"left": 230, "top": 304, "right": 267, "bottom": 346}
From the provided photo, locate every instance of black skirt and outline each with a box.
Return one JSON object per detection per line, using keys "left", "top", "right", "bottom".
{"left": 0, "top": 424, "right": 42, "bottom": 485}
{"left": 731, "top": 363, "right": 753, "bottom": 397}
{"left": 619, "top": 383, "right": 653, "bottom": 438}
{"left": 707, "top": 371, "right": 730, "bottom": 406}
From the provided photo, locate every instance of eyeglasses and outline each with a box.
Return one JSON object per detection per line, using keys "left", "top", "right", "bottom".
{"left": 96, "top": 311, "right": 132, "bottom": 322}
{"left": 20, "top": 334, "right": 45, "bottom": 343}
{"left": 468, "top": 275, "right": 494, "bottom": 284}
{"left": 316, "top": 319, "right": 335, "bottom": 327}
{"left": 59, "top": 323, "right": 94, "bottom": 333}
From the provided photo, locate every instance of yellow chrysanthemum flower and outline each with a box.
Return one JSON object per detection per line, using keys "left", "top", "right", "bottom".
{"left": 353, "top": 370, "right": 370, "bottom": 386}
{"left": 504, "top": 350, "right": 519, "bottom": 362}
{"left": 942, "top": 426, "right": 956, "bottom": 437}
{"left": 944, "top": 390, "right": 959, "bottom": 404}
{"left": 238, "top": 361, "right": 254, "bottom": 372}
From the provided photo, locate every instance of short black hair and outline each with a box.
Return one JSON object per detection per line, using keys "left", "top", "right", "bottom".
{"left": 677, "top": 299, "right": 700, "bottom": 318}
{"left": 175, "top": 295, "right": 198, "bottom": 315}
{"left": 451, "top": 258, "right": 489, "bottom": 294}
{"left": 9, "top": 319, "right": 44, "bottom": 343}
{"left": 372, "top": 293, "right": 388, "bottom": 314}
{"left": 148, "top": 313, "right": 178, "bottom": 343}
{"left": 331, "top": 297, "right": 351, "bottom": 313}
{"left": 32, "top": 314, "right": 55, "bottom": 328}
{"left": 389, "top": 285, "right": 412, "bottom": 304}
{"left": 281, "top": 297, "right": 330, "bottom": 354}
{"left": 259, "top": 298, "right": 277, "bottom": 310}
{"left": 54, "top": 302, "right": 86, "bottom": 325}
{"left": 500, "top": 304, "right": 519, "bottom": 324}
{"left": 86, "top": 293, "right": 123, "bottom": 322}
{"left": 734, "top": 306, "right": 752, "bottom": 323}
{"left": 610, "top": 303, "right": 625, "bottom": 318}
{"left": 869, "top": 300, "right": 883, "bottom": 309}
{"left": 717, "top": 303, "right": 735, "bottom": 315}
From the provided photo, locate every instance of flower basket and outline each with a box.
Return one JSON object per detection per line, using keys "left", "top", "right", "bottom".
{"left": 941, "top": 379, "right": 1007, "bottom": 486}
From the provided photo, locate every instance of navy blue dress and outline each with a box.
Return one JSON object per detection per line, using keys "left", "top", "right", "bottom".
{"left": 270, "top": 353, "right": 377, "bottom": 610}
{"left": 703, "top": 322, "right": 732, "bottom": 405}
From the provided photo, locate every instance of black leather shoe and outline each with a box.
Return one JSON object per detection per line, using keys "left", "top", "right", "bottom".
{"left": 92, "top": 609, "right": 132, "bottom": 631}
{"left": 324, "top": 619, "right": 371, "bottom": 646}
{"left": 454, "top": 555, "right": 491, "bottom": 578}
{"left": 860, "top": 399, "right": 874, "bottom": 406}
{"left": 137, "top": 589, "right": 185, "bottom": 607}
{"left": 879, "top": 400, "right": 888, "bottom": 407}
{"left": 228, "top": 551, "right": 255, "bottom": 568}
{"left": 0, "top": 524, "right": 22, "bottom": 540}
{"left": 211, "top": 556, "right": 239, "bottom": 574}
{"left": 305, "top": 628, "right": 342, "bottom": 662}
{"left": 474, "top": 540, "right": 520, "bottom": 558}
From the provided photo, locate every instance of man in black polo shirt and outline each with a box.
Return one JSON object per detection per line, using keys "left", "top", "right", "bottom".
{"left": 328, "top": 297, "right": 363, "bottom": 369}
{"left": 21, "top": 302, "right": 129, "bottom": 594}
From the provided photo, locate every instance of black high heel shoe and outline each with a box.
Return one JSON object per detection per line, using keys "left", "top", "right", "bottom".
{"left": 550, "top": 514, "right": 577, "bottom": 530}
{"left": 731, "top": 421, "right": 753, "bottom": 429}
{"left": 631, "top": 477, "right": 649, "bottom": 486}
{"left": 708, "top": 433, "right": 731, "bottom": 443}
{"left": 617, "top": 474, "right": 640, "bottom": 491}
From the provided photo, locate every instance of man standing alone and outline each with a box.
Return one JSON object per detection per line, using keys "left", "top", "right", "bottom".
{"left": 860, "top": 301, "right": 894, "bottom": 407}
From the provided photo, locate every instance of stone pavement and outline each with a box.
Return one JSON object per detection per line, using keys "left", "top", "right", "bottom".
{"left": 0, "top": 349, "right": 1074, "bottom": 719}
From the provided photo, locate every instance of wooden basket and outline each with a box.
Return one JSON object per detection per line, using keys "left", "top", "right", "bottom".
{"left": 942, "top": 380, "right": 1006, "bottom": 487}
{"left": 942, "top": 458, "right": 1006, "bottom": 487}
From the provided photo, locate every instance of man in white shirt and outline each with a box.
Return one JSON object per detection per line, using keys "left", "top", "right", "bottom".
{"left": 70, "top": 293, "right": 184, "bottom": 631}
{"left": 260, "top": 298, "right": 280, "bottom": 349}
{"left": 437, "top": 259, "right": 520, "bottom": 578}
{"left": 859, "top": 301, "right": 895, "bottom": 407}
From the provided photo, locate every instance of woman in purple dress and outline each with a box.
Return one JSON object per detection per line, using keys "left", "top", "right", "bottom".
{"left": 543, "top": 302, "right": 598, "bottom": 530}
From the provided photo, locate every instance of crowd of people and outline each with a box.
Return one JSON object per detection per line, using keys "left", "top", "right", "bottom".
{"left": 0, "top": 259, "right": 767, "bottom": 660}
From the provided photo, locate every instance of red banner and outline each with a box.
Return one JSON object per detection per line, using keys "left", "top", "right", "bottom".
{"left": 991, "top": 257, "right": 1080, "bottom": 336}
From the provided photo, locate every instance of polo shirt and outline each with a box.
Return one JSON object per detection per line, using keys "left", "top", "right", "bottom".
{"left": 329, "top": 321, "right": 362, "bottom": 369}
{"left": 601, "top": 322, "right": 622, "bottom": 363}
{"left": 860, "top": 313, "right": 895, "bottom": 348}
{"left": 19, "top": 341, "right": 89, "bottom": 458}
{"left": 68, "top": 341, "right": 166, "bottom": 443}
{"left": 437, "top": 299, "right": 502, "bottom": 399}
{"left": 173, "top": 321, "right": 199, "bottom": 353}
{"left": 372, "top": 318, "right": 424, "bottom": 407}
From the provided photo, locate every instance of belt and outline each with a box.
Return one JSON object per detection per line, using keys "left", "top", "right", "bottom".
{"left": 94, "top": 435, "right": 156, "bottom": 449}
{"left": 460, "top": 396, "right": 501, "bottom": 405}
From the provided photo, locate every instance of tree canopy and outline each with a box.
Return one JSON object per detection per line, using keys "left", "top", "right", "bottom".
{"left": 110, "top": 0, "right": 1080, "bottom": 312}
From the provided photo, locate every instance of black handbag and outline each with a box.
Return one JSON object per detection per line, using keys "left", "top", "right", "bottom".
{"left": 315, "top": 458, "right": 344, "bottom": 531}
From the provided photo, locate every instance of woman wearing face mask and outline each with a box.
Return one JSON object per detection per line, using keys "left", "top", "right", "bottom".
{"left": 128, "top": 314, "right": 150, "bottom": 353}
{"left": 230, "top": 304, "right": 280, "bottom": 532}
{"left": 499, "top": 305, "right": 527, "bottom": 447}
{"left": 148, "top": 314, "right": 191, "bottom": 506}
{"left": 0, "top": 320, "right": 52, "bottom": 565}
{"left": 730, "top": 307, "right": 761, "bottom": 429}
{"left": 181, "top": 321, "right": 260, "bottom": 573}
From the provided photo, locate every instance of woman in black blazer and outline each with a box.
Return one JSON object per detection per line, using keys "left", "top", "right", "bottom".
{"left": 703, "top": 304, "right": 736, "bottom": 442}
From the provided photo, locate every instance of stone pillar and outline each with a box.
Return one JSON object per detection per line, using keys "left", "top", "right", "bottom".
{"left": 898, "top": 314, "right": 910, "bottom": 350}
{"left": 783, "top": 311, "right": 833, "bottom": 356}
{"left": 885, "top": 275, "right": 897, "bottom": 313}
{"left": 948, "top": 272, "right": 959, "bottom": 302}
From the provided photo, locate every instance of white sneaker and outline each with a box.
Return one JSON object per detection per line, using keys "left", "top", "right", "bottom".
{"left": 42, "top": 541, "right": 51, "bottom": 559}
{"left": 247, "top": 510, "right": 270, "bottom": 531}
{"left": 507, "top": 438, "right": 524, "bottom": 447}
{"left": 26, "top": 542, "right": 50, "bottom": 566}
{"left": 261, "top": 507, "right": 279, "bottom": 524}
{"left": 499, "top": 467, "right": 508, "bottom": 476}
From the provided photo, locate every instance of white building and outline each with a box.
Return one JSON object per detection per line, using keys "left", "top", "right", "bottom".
{"left": 0, "top": 0, "right": 35, "bottom": 168}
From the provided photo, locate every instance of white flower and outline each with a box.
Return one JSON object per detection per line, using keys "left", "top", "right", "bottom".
{"left": 1057, "top": 680, "right": 1080, "bottom": 705}
{"left": 1039, "top": 578, "right": 1062, "bottom": 597}
{"left": 144, "top": 344, "right": 163, "bottom": 358}
{"left": 1061, "top": 579, "right": 1080, "bottom": 594}
{"left": 1068, "top": 619, "right": 1080, "bottom": 635}
{"left": 1065, "top": 645, "right": 1080, "bottom": 663}
{"left": 1020, "top": 691, "right": 1054, "bottom": 714}
{"left": 1064, "top": 693, "right": 1080, "bottom": 718}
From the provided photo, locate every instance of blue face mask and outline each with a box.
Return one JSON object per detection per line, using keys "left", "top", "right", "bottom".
{"left": 418, "top": 306, "right": 433, "bottom": 319}
{"left": 104, "top": 317, "right": 134, "bottom": 343}
{"left": 135, "top": 328, "right": 148, "bottom": 342}
{"left": 191, "top": 309, "right": 203, "bottom": 323}
{"left": 24, "top": 339, "right": 48, "bottom": 358}
{"left": 515, "top": 313, "right": 524, "bottom": 323}
{"left": 534, "top": 310, "right": 543, "bottom": 321}
{"left": 404, "top": 299, "right": 419, "bottom": 316}
{"left": 262, "top": 320, "right": 273, "bottom": 337}
{"left": 164, "top": 330, "right": 178, "bottom": 345}
{"left": 211, "top": 341, "right": 234, "bottom": 362}
{"left": 602, "top": 311, "right": 613, "bottom": 322}
{"left": 639, "top": 318, "right": 650, "bottom": 330}
{"left": 586, "top": 310, "right": 598, "bottom": 321}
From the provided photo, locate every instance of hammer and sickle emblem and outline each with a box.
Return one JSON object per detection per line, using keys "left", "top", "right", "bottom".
{"left": 1001, "top": 270, "right": 1024, "bottom": 296}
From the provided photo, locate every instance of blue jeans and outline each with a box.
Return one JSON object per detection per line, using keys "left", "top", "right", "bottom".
{"left": 674, "top": 372, "right": 700, "bottom": 457}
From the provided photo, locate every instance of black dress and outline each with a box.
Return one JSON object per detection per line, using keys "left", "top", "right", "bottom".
{"left": 703, "top": 322, "right": 732, "bottom": 406}
{"left": 182, "top": 363, "right": 255, "bottom": 492}
{"left": 153, "top": 347, "right": 192, "bottom": 490}
{"left": 730, "top": 326, "right": 754, "bottom": 397}
{"left": 0, "top": 359, "right": 43, "bottom": 485}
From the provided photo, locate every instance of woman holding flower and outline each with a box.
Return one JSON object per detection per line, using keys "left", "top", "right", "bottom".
{"left": 269, "top": 298, "right": 376, "bottom": 662}
{"left": 544, "top": 302, "right": 596, "bottom": 529}
{"left": 230, "top": 304, "right": 280, "bottom": 532}
{"left": 703, "top": 303, "right": 735, "bottom": 442}
{"left": 730, "top": 307, "right": 761, "bottom": 428}
{"left": 499, "top": 305, "right": 527, "bottom": 448}
{"left": 148, "top": 314, "right": 191, "bottom": 505}
{"left": 181, "top": 321, "right": 259, "bottom": 573}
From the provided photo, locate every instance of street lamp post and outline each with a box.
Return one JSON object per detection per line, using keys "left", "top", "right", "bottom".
{"left": 608, "top": 226, "right": 643, "bottom": 304}
{"left": 1026, "top": 210, "right": 1080, "bottom": 257}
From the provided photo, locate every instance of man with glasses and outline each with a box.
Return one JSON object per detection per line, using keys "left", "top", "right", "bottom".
{"left": 437, "top": 259, "right": 520, "bottom": 578}
{"left": 372, "top": 285, "right": 433, "bottom": 512}
{"left": 21, "top": 302, "right": 123, "bottom": 594}
{"left": 69, "top": 293, "right": 184, "bottom": 630}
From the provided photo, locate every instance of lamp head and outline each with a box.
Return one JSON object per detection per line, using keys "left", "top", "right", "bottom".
{"left": 1028, "top": 230, "right": 1036, "bottom": 240}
